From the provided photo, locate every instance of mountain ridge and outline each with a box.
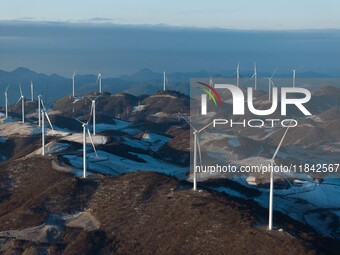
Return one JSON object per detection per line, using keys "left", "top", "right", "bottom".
{"left": 0, "top": 67, "right": 339, "bottom": 106}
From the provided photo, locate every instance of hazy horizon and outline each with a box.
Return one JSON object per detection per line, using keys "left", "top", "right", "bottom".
{"left": 1, "top": 21, "right": 340, "bottom": 77}
{"left": 2, "top": 0, "right": 340, "bottom": 30}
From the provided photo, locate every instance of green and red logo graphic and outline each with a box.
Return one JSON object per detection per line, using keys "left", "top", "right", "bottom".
{"left": 197, "top": 82, "right": 223, "bottom": 106}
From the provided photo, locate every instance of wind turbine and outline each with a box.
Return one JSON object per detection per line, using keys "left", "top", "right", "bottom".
{"left": 72, "top": 71, "right": 76, "bottom": 97}
{"left": 250, "top": 63, "right": 257, "bottom": 90}
{"left": 15, "top": 83, "right": 25, "bottom": 123}
{"left": 40, "top": 98, "right": 54, "bottom": 156}
{"left": 265, "top": 78, "right": 273, "bottom": 102}
{"left": 4, "top": 85, "right": 9, "bottom": 119}
{"left": 75, "top": 117, "right": 98, "bottom": 178}
{"left": 265, "top": 69, "right": 277, "bottom": 102}
{"left": 236, "top": 62, "right": 240, "bottom": 87}
{"left": 292, "top": 69, "right": 296, "bottom": 88}
{"left": 178, "top": 113, "right": 213, "bottom": 190}
{"left": 97, "top": 73, "right": 102, "bottom": 93}
{"left": 268, "top": 124, "right": 291, "bottom": 230}
{"left": 88, "top": 95, "right": 100, "bottom": 135}
{"left": 30, "top": 81, "right": 34, "bottom": 102}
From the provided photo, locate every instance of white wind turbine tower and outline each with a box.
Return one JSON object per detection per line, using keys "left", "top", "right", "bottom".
{"left": 178, "top": 113, "right": 213, "bottom": 190}
{"left": 15, "top": 83, "right": 25, "bottom": 123}
{"left": 268, "top": 124, "right": 291, "bottom": 231}
{"left": 292, "top": 69, "right": 296, "bottom": 88}
{"left": 75, "top": 117, "right": 98, "bottom": 178}
{"left": 30, "top": 81, "right": 34, "bottom": 102}
{"left": 265, "top": 69, "right": 277, "bottom": 102}
{"left": 4, "top": 85, "right": 9, "bottom": 119}
{"left": 250, "top": 63, "right": 257, "bottom": 90}
{"left": 40, "top": 98, "right": 54, "bottom": 156}
{"left": 38, "top": 95, "right": 42, "bottom": 127}
{"left": 72, "top": 71, "right": 76, "bottom": 97}
{"left": 88, "top": 95, "right": 100, "bottom": 135}
{"left": 236, "top": 63, "right": 240, "bottom": 87}
{"left": 265, "top": 78, "right": 273, "bottom": 102}
{"left": 163, "top": 71, "right": 167, "bottom": 91}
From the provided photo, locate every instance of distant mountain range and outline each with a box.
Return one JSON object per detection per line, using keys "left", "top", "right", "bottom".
{"left": 0, "top": 67, "right": 337, "bottom": 106}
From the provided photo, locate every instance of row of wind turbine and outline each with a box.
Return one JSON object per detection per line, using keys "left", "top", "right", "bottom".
{"left": 187, "top": 77, "right": 294, "bottom": 231}
{"left": 234, "top": 63, "right": 297, "bottom": 92}
{"left": 1, "top": 78, "right": 101, "bottom": 180}
{"left": 71, "top": 72, "right": 102, "bottom": 98}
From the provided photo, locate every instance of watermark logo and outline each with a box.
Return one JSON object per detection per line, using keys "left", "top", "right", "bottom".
{"left": 197, "top": 82, "right": 223, "bottom": 107}
{"left": 200, "top": 84, "right": 312, "bottom": 116}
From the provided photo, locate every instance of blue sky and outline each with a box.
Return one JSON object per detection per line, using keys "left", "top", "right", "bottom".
{"left": 1, "top": 0, "right": 340, "bottom": 29}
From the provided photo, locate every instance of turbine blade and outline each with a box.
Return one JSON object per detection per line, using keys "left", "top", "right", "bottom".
{"left": 271, "top": 68, "right": 277, "bottom": 78}
{"left": 87, "top": 103, "right": 94, "bottom": 124}
{"left": 19, "top": 82, "right": 23, "bottom": 97}
{"left": 14, "top": 97, "right": 21, "bottom": 107}
{"left": 73, "top": 117, "right": 84, "bottom": 125}
{"left": 5, "top": 84, "right": 10, "bottom": 93}
{"left": 96, "top": 73, "right": 101, "bottom": 84}
{"left": 40, "top": 98, "right": 46, "bottom": 110}
{"left": 272, "top": 124, "right": 291, "bottom": 160}
{"left": 196, "top": 135, "right": 203, "bottom": 166}
{"left": 87, "top": 128, "right": 98, "bottom": 158}
{"left": 44, "top": 112, "right": 54, "bottom": 130}
{"left": 198, "top": 122, "right": 213, "bottom": 133}
{"left": 177, "top": 112, "right": 197, "bottom": 132}
{"left": 90, "top": 101, "right": 94, "bottom": 115}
